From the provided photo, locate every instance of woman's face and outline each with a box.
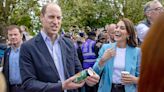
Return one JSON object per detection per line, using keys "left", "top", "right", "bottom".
{"left": 114, "top": 21, "right": 129, "bottom": 43}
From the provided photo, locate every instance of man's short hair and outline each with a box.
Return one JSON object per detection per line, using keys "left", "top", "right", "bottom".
{"left": 41, "top": 4, "right": 49, "bottom": 16}
{"left": 41, "top": 3, "right": 61, "bottom": 16}
{"left": 6, "top": 25, "right": 22, "bottom": 34}
{"left": 144, "top": 0, "right": 161, "bottom": 13}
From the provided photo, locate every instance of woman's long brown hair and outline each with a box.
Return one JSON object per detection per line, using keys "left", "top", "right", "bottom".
{"left": 121, "top": 18, "right": 138, "bottom": 47}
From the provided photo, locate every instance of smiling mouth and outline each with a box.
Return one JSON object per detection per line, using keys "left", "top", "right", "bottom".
{"left": 115, "top": 31, "right": 122, "bottom": 37}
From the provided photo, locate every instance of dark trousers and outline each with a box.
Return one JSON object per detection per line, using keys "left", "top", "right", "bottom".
{"left": 10, "top": 84, "right": 26, "bottom": 92}
{"left": 111, "top": 83, "right": 125, "bottom": 92}
{"left": 85, "top": 84, "right": 98, "bottom": 92}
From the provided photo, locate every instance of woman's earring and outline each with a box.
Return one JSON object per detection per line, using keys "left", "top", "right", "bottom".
{"left": 127, "top": 36, "right": 129, "bottom": 40}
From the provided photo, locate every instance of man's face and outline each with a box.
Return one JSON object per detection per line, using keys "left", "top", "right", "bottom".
{"left": 107, "top": 24, "right": 116, "bottom": 40}
{"left": 147, "top": 2, "right": 163, "bottom": 22}
{"left": 40, "top": 4, "right": 62, "bottom": 35}
{"left": 7, "top": 28, "right": 22, "bottom": 46}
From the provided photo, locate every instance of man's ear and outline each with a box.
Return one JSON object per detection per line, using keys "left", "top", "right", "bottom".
{"left": 145, "top": 12, "right": 151, "bottom": 17}
{"left": 40, "top": 14, "right": 44, "bottom": 22}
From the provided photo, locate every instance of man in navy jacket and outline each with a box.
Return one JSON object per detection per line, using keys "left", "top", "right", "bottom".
{"left": 20, "top": 3, "right": 99, "bottom": 92}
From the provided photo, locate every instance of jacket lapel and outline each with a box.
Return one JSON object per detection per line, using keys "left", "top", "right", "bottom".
{"left": 58, "top": 37, "right": 69, "bottom": 79}
{"left": 35, "top": 33, "right": 60, "bottom": 78}
{"left": 106, "top": 43, "right": 116, "bottom": 82}
{"left": 125, "top": 45, "right": 133, "bottom": 72}
{"left": 5, "top": 48, "right": 11, "bottom": 82}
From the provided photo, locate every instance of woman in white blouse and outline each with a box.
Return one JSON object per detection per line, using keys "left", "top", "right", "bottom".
{"left": 93, "top": 18, "right": 141, "bottom": 92}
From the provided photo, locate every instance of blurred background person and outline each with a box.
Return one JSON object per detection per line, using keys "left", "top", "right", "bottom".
{"left": 95, "top": 32, "right": 107, "bottom": 58}
{"left": 76, "top": 32, "right": 86, "bottom": 65}
{"left": 20, "top": 25, "right": 32, "bottom": 41}
{"left": 136, "top": 0, "right": 163, "bottom": 43}
{"left": 106, "top": 24, "right": 116, "bottom": 43}
{"left": 0, "top": 72, "right": 6, "bottom": 92}
{"left": 93, "top": 18, "right": 141, "bottom": 92}
{"left": 64, "top": 32, "right": 72, "bottom": 39}
{"left": 81, "top": 31, "right": 97, "bottom": 92}
{"left": 138, "top": 13, "right": 164, "bottom": 92}
{"left": 81, "top": 31, "right": 96, "bottom": 69}
{"left": 2, "top": 25, "right": 25, "bottom": 92}
{"left": 0, "top": 39, "right": 7, "bottom": 71}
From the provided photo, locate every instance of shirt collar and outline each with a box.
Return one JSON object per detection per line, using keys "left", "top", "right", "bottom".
{"left": 41, "top": 30, "right": 60, "bottom": 43}
{"left": 11, "top": 46, "right": 20, "bottom": 52}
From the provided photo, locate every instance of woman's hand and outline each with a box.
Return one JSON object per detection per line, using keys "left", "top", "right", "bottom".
{"left": 99, "top": 48, "right": 116, "bottom": 67}
{"left": 121, "top": 74, "right": 139, "bottom": 84}
{"left": 85, "top": 73, "right": 100, "bottom": 86}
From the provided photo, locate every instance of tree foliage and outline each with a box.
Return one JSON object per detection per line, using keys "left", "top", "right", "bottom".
{"left": 0, "top": 0, "right": 164, "bottom": 38}
{"left": 0, "top": 0, "right": 40, "bottom": 38}
{"left": 58, "top": 0, "right": 164, "bottom": 31}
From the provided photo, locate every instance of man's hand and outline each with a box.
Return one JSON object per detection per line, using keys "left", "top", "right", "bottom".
{"left": 62, "top": 76, "right": 85, "bottom": 90}
{"left": 85, "top": 73, "right": 100, "bottom": 86}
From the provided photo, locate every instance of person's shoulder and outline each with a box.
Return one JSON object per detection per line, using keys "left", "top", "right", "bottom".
{"left": 59, "top": 36, "right": 74, "bottom": 46}
{"left": 136, "top": 20, "right": 149, "bottom": 31}
{"left": 136, "top": 23, "right": 147, "bottom": 27}
{"left": 21, "top": 36, "right": 37, "bottom": 48}
{"left": 60, "top": 36, "right": 73, "bottom": 42}
{"left": 135, "top": 47, "right": 141, "bottom": 52}
{"left": 132, "top": 47, "right": 141, "bottom": 57}
{"left": 23, "top": 36, "right": 35, "bottom": 44}
{"left": 136, "top": 23, "right": 148, "bottom": 30}
{"left": 129, "top": 46, "right": 141, "bottom": 53}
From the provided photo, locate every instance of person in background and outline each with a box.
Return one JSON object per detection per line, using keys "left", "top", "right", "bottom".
{"left": 81, "top": 31, "right": 97, "bottom": 92}
{"left": 81, "top": 31, "right": 96, "bottom": 69}
{"left": 0, "top": 72, "right": 6, "bottom": 92}
{"left": 106, "top": 24, "right": 116, "bottom": 43}
{"left": 136, "top": 0, "right": 163, "bottom": 43}
{"left": 76, "top": 32, "right": 85, "bottom": 65}
{"left": 2, "top": 25, "right": 25, "bottom": 92}
{"left": 0, "top": 34, "right": 7, "bottom": 68}
{"left": 95, "top": 33, "right": 107, "bottom": 58}
{"left": 64, "top": 32, "right": 72, "bottom": 39}
{"left": 19, "top": 3, "right": 99, "bottom": 92}
{"left": 93, "top": 18, "right": 141, "bottom": 92}
{"left": 20, "top": 25, "right": 32, "bottom": 41}
{"left": 138, "top": 12, "right": 164, "bottom": 92}
{"left": 0, "top": 42, "right": 7, "bottom": 69}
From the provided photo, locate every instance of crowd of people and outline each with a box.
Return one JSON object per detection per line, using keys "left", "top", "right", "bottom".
{"left": 0, "top": 0, "right": 164, "bottom": 92}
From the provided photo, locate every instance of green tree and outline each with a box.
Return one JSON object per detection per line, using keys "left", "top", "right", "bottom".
{"left": 0, "top": 0, "right": 40, "bottom": 38}
{"left": 59, "top": 0, "right": 118, "bottom": 30}
{"left": 58, "top": 0, "right": 164, "bottom": 31}
{"left": 1, "top": 0, "right": 163, "bottom": 38}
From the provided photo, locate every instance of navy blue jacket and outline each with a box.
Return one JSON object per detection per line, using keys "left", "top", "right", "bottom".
{"left": 20, "top": 33, "right": 82, "bottom": 92}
